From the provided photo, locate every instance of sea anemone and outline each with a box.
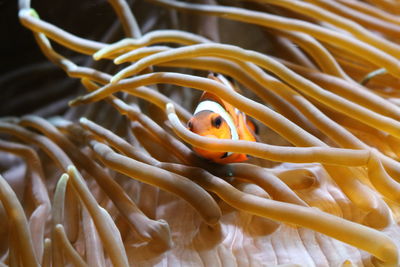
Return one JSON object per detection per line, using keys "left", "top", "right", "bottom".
{"left": 2, "top": 0, "right": 400, "bottom": 266}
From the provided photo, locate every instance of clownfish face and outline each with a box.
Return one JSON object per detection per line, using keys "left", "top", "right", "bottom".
{"left": 187, "top": 110, "right": 232, "bottom": 160}
{"left": 186, "top": 73, "right": 256, "bottom": 164}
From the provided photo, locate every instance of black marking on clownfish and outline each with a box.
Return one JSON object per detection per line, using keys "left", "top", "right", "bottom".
{"left": 187, "top": 121, "right": 193, "bottom": 130}
{"left": 220, "top": 152, "right": 229, "bottom": 159}
{"left": 225, "top": 75, "right": 234, "bottom": 83}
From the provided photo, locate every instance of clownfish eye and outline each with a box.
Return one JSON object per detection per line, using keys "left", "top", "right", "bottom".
{"left": 212, "top": 116, "right": 223, "bottom": 128}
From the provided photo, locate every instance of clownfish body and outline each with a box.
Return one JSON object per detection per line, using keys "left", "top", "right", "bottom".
{"left": 187, "top": 74, "right": 257, "bottom": 164}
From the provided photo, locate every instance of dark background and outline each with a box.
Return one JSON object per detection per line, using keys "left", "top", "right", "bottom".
{"left": 0, "top": 0, "right": 151, "bottom": 116}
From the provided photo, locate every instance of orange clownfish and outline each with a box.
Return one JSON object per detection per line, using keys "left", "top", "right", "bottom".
{"left": 187, "top": 73, "right": 257, "bottom": 164}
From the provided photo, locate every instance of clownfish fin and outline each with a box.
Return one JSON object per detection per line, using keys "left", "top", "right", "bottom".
{"left": 245, "top": 116, "right": 260, "bottom": 142}
{"left": 246, "top": 117, "right": 259, "bottom": 135}
{"left": 208, "top": 73, "right": 236, "bottom": 92}
{"left": 210, "top": 72, "right": 245, "bottom": 95}
{"left": 236, "top": 111, "right": 257, "bottom": 142}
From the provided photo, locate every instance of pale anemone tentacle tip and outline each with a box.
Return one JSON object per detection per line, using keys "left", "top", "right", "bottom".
{"left": 166, "top": 102, "right": 175, "bottom": 114}
{"left": 93, "top": 47, "right": 111, "bottom": 61}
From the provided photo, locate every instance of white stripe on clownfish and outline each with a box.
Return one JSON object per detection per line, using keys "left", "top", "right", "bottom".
{"left": 194, "top": 100, "right": 239, "bottom": 143}
{"left": 215, "top": 73, "right": 243, "bottom": 120}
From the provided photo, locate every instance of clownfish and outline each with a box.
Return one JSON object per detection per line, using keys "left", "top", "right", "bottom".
{"left": 187, "top": 73, "right": 257, "bottom": 164}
